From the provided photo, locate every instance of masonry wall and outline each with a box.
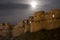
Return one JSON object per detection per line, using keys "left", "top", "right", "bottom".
{"left": 0, "top": 9, "right": 60, "bottom": 37}
{"left": 44, "top": 9, "right": 60, "bottom": 30}
{"left": 0, "top": 23, "right": 11, "bottom": 37}
{"left": 30, "top": 11, "right": 45, "bottom": 32}
{"left": 12, "top": 22, "right": 24, "bottom": 37}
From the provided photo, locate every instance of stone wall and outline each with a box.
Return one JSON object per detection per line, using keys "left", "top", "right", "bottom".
{"left": 12, "top": 22, "right": 24, "bottom": 37}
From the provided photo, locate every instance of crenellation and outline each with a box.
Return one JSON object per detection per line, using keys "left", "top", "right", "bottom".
{"left": 0, "top": 9, "right": 60, "bottom": 37}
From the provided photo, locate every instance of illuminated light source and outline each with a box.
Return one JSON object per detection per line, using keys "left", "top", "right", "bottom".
{"left": 30, "top": 1, "right": 37, "bottom": 8}
{"left": 30, "top": 21, "right": 31, "bottom": 23}
{"left": 52, "top": 14, "right": 55, "bottom": 18}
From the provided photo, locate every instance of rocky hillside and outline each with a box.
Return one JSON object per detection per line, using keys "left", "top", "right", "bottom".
{"left": 13, "top": 28, "right": 60, "bottom": 40}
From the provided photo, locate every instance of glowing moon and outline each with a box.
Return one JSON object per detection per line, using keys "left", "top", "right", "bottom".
{"left": 30, "top": 1, "right": 37, "bottom": 8}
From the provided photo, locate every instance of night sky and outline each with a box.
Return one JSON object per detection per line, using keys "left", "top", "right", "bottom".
{"left": 0, "top": 0, "right": 60, "bottom": 24}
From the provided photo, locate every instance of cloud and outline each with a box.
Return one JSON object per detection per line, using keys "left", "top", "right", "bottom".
{"left": 0, "top": 0, "right": 60, "bottom": 24}
{"left": 0, "top": 3, "right": 30, "bottom": 9}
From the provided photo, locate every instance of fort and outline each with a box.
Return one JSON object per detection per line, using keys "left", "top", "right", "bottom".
{"left": 23, "top": 9, "right": 60, "bottom": 32}
{"left": 0, "top": 9, "right": 60, "bottom": 37}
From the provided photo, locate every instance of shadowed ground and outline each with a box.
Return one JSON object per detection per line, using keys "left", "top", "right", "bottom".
{"left": 0, "top": 28, "right": 60, "bottom": 40}
{"left": 13, "top": 28, "right": 60, "bottom": 40}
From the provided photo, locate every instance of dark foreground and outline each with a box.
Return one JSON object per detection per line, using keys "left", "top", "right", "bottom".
{"left": 0, "top": 28, "right": 60, "bottom": 40}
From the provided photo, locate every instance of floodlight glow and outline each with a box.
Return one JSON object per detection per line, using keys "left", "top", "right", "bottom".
{"left": 52, "top": 14, "right": 55, "bottom": 18}
{"left": 30, "top": 1, "right": 37, "bottom": 8}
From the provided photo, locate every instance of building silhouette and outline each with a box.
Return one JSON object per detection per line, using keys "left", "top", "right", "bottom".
{"left": 23, "top": 9, "right": 60, "bottom": 32}
{"left": 0, "top": 9, "right": 60, "bottom": 37}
